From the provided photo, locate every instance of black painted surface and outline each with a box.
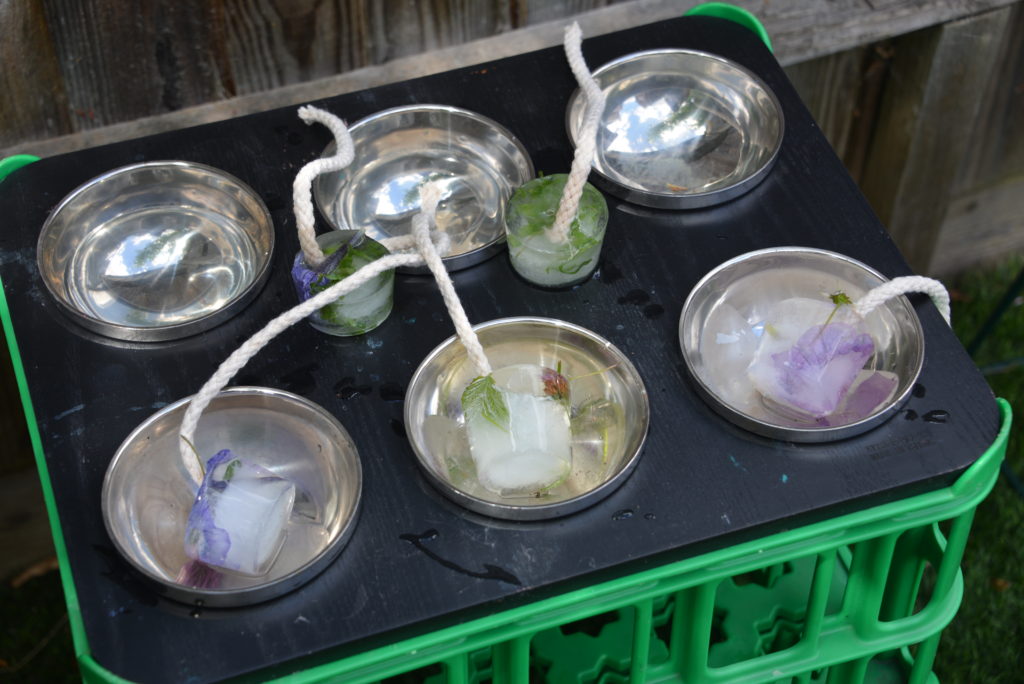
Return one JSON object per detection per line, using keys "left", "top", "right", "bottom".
{"left": 0, "top": 17, "right": 1000, "bottom": 683}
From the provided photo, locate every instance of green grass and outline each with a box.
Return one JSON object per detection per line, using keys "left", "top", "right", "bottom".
{"left": 935, "top": 255, "right": 1024, "bottom": 683}
{"left": 0, "top": 569, "right": 76, "bottom": 682}
{"left": 2, "top": 257, "right": 1022, "bottom": 683}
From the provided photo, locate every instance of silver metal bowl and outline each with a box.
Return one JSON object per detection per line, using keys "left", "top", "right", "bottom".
{"left": 102, "top": 387, "right": 362, "bottom": 606}
{"left": 405, "top": 317, "right": 649, "bottom": 520}
{"left": 37, "top": 161, "right": 274, "bottom": 342}
{"left": 679, "top": 247, "right": 925, "bottom": 442}
{"left": 313, "top": 105, "right": 534, "bottom": 272}
{"left": 567, "top": 49, "right": 784, "bottom": 209}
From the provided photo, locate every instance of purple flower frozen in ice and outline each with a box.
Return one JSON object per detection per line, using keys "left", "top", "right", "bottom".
{"left": 184, "top": 449, "right": 236, "bottom": 568}
{"left": 816, "top": 371, "right": 899, "bottom": 427}
{"left": 290, "top": 244, "right": 348, "bottom": 302}
{"left": 176, "top": 559, "right": 223, "bottom": 589}
{"left": 767, "top": 322, "right": 874, "bottom": 417}
{"left": 183, "top": 448, "right": 296, "bottom": 577}
{"left": 541, "top": 366, "right": 570, "bottom": 404}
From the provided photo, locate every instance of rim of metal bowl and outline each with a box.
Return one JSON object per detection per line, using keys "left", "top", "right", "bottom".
{"left": 101, "top": 386, "right": 363, "bottom": 606}
{"left": 37, "top": 160, "right": 275, "bottom": 342}
{"left": 566, "top": 48, "right": 785, "bottom": 209}
{"left": 679, "top": 247, "right": 925, "bottom": 442}
{"left": 405, "top": 316, "right": 650, "bottom": 521}
{"left": 313, "top": 104, "right": 535, "bottom": 272}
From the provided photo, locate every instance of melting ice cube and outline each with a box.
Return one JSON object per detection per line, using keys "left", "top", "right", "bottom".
{"left": 748, "top": 297, "right": 875, "bottom": 418}
{"left": 698, "top": 303, "right": 760, "bottom": 408}
{"left": 184, "top": 449, "right": 295, "bottom": 577}
{"left": 462, "top": 364, "right": 572, "bottom": 497}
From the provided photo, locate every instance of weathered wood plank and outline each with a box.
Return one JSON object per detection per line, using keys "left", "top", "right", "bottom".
{"left": 952, "top": 1, "right": 1024, "bottom": 191}
{"left": 3, "top": 0, "right": 1018, "bottom": 155}
{"left": 783, "top": 46, "right": 871, "bottom": 165}
{"left": 763, "top": 0, "right": 1019, "bottom": 65}
{"left": 858, "top": 7, "right": 1013, "bottom": 273}
{"left": 36, "top": 1, "right": 230, "bottom": 133}
{"left": 0, "top": 1, "right": 71, "bottom": 148}
{"left": 932, "top": 177, "right": 1024, "bottom": 275}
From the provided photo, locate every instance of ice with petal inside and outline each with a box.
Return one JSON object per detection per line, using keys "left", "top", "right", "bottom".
{"left": 184, "top": 449, "right": 295, "bottom": 577}
{"left": 461, "top": 364, "right": 572, "bottom": 496}
{"left": 747, "top": 297, "right": 875, "bottom": 418}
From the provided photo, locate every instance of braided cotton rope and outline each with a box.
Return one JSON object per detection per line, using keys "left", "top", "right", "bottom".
{"left": 177, "top": 183, "right": 493, "bottom": 483}
{"left": 177, "top": 244, "right": 434, "bottom": 482}
{"left": 413, "top": 185, "right": 492, "bottom": 378}
{"left": 854, "top": 275, "right": 951, "bottom": 325}
{"left": 550, "top": 22, "right": 606, "bottom": 244}
{"left": 293, "top": 105, "right": 355, "bottom": 269}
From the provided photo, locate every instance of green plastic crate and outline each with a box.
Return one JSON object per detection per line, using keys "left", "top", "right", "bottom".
{"left": 281, "top": 401, "right": 1010, "bottom": 683}
{"left": 0, "top": 152, "right": 1012, "bottom": 683}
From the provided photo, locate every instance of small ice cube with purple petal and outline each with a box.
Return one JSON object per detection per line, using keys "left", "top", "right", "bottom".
{"left": 747, "top": 298, "right": 876, "bottom": 419}
{"left": 184, "top": 449, "right": 295, "bottom": 577}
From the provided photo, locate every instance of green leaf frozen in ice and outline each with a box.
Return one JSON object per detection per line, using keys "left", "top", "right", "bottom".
{"left": 461, "top": 375, "right": 510, "bottom": 432}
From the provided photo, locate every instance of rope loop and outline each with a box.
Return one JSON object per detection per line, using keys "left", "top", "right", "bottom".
{"left": 853, "top": 275, "right": 951, "bottom": 325}
{"left": 293, "top": 105, "right": 355, "bottom": 269}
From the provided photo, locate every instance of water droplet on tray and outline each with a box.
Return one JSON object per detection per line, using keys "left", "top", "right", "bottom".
{"left": 923, "top": 410, "right": 949, "bottom": 424}
{"left": 380, "top": 382, "right": 406, "bottom": 402}
{"left": 613, "top": 509, "right": 634, "bottom": 521}
{"left": 617, "top": 289, "right": 649, "bottom": 306}
{"left": 643, "top": 303, "right": 664, "bottom": 319}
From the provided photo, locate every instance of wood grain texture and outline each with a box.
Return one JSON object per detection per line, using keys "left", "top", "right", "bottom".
{"left": 933, "top": 177, "right": 1024, "bottom": 275}
{"left": 36, "top": 1, "right": 229, "bottom": 133}
{"left": 3, "top": 0, "right": 1019, "bottom": 152}
{"left": 859, "top": 7, "right": 1013, "bottom": 273}
{"left": 784, "top": 46, "right": 870, "bottom": 164}
{"left": 0, "top": 1, "right": 71, "bottom": 147}
{"left": 952, "top": 1, "right": 1024, "bottom": 191}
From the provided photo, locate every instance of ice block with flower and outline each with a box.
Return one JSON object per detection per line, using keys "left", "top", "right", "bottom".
{"left": 461, "top": 364, "right": 572, "bottom": 496}
{"left": 184, "top": 449, "right": 295, "bottom": 577}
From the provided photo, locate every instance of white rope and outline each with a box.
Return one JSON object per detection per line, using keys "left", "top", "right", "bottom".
{"left": 176, "top": 184, "right": 493, "bottom": 484}
{"left": 293, "top": 105, "right": 355, "bottom": 269}
{"left": 178, "top": 247, "right": 427, "bottom": 482}
{"left": 413, "top": 184, "right": 492, "bottom": 378}
{"left": 853, "top": 275, "right": 951, "bottom": 326}
{"left": 550, "top": 22, "right": 607, "bottom": 244}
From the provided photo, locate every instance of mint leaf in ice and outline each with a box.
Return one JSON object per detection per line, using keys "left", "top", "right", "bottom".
{"left": 462, "top": 375, "right": 510, "bottom": 431}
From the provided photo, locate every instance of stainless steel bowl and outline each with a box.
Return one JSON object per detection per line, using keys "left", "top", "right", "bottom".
{"left": 405, "top": 317, "right": 649, "bottom": 520}
{"left": 313, "top": 105, "right": 534, "bottom": 272}
{"left": 37, "top": 161, "right": 274, "bottom": 342}
{"left": 679, "top": 248, "right": 925, "bottom": 442}
{"left": 102, "top": 387, "right": 362, "bottom": 606}
{"left": 567, "top": 49, "right": 784, "bottom": 209}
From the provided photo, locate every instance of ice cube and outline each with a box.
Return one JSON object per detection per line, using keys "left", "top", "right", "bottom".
{"left": 819, "top": 370, "right": 899, "bottom": 426}
{"left": 184, "top": 449, "right": 296, "bottom": 577}
{"left": 749, "top": 317, "right": 875, "bottom": 418}
{"left": 698, "top": 303, "right": 760, "bottom": 408}
{"left": 462, "top": 365, "right": 572, "bottom": 496}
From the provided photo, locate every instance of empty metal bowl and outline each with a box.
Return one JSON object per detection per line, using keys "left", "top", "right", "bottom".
{"left": 102, "top": 387, "right": 362, "bottom": 606}
{"left": 37, "top": 161, "right": 274, "bottom": 342}
{"left": 313, "top": 105, "right": 534, "bottom": 272}
{"left": 567, "top": 49, "right": 784, "bottom": 209}
{"left": 405, "top": 317, "right": 649, "bottom": 520}
{"left": 679, "top": 247, "right": 924, "bottom": 442}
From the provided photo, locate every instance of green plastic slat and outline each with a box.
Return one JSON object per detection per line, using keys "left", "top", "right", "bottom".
{"left": 685, "top": 3, "right": 774, "bottom": 52}
{"left": 0, "top": 154, "right": 40, "bottom": 183}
